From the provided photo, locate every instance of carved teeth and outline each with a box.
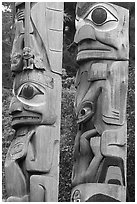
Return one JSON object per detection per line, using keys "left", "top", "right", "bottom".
{"left": 13, "top": 116, "right": 40, "bottom": 120}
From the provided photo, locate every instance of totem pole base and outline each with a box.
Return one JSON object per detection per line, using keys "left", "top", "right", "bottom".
{"left": 71, "top": 183, "right": 126, "bottom": 202}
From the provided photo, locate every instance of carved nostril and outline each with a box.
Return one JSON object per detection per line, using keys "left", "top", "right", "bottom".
{"left": 9, "top": 98, "right": 23, "bottom": 115}
{"left": 9, "top": 107, "right": 23, "bottom": 116}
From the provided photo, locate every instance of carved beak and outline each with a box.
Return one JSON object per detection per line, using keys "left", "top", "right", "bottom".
{"left": 74, "top": 24, "right": 96, "bottom": 44}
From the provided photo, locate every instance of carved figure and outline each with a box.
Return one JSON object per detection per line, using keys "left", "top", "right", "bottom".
{"left": 71, "top": 2, "right": 129, "bottom": 202}
{"left": 5, "top": 2, "right": 63, "bottom": 202}
{"left": 11, "top": 2, "right": 63, "bottom": 74}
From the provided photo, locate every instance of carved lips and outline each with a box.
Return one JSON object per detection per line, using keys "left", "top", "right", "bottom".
{"left": 11, "top": 112, "right": 41, "bottom": 129}
{"left": 78, "top": 40, "right": 110, "bottom": 53}
{"left": 77, "top": 39, "right": 111, "bottom": 61}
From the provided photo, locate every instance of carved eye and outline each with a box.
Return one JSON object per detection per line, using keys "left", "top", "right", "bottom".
{"left": 77, "top": 102, "right": 94, "bottom": 123}
{"left": 80, "top": 107, "right": 91, "bottom": 117}
{"left": 18, "top": 84, "right": 44, "bottom": 100}
{"left": 86, "top": 6, "right": 118, "bottom": 26}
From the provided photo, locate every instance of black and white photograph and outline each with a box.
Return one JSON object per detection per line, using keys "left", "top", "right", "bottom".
{"left": 2, "top": 2, "right": 135, "bottom": 202}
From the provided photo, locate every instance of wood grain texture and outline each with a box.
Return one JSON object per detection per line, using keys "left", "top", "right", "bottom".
{"left": 71, "top": 2, "right": 129, "bottom": 202}
{"left": 5, "top": 2, "right": 63, "bottom": 202}
{"left": 11, "top": 2, "right": 63, "bottom": 74}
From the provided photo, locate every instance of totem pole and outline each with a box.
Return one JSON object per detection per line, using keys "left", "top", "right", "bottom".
{"left": 5, "top": 2, "right": 63, "bottom": 202}
{"left": 71, "top": 2, "right": 129, "bottom": 202}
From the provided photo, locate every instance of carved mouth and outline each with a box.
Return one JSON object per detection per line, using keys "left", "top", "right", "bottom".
{"left": 78, "top": 48, "right": 110, "bottom": 52}
{"left": 77, "top": 39, "right": 112, "bottom": 61}
{"left": 12, "top": 115, "right": 41, "bottom": 129}
{"left": 77, "top": 49, "right": 111, "bottom": 62}
{"left": 78, "top": 39, "right": 111, "bottom": 52}
{"left": 77, "top": 49, "right": 110, "bottom": 55}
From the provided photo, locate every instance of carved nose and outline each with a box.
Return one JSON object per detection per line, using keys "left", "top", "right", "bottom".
{"left": 9, "top": 97, "right": 23, "bottom": 115}
{"left": 74, "top": 24, "right": 96, "bottom": 43}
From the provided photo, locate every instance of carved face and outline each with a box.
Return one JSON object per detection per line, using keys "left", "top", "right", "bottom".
{"left": 75, "top": 2, "right": 129, "bottom": 61}
{"left": 10, "top": 70, "right": 56, "bottom": 130}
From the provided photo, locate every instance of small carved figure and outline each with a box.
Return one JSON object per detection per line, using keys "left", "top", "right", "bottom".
{"left": 11, "top": 2, "right": 63, "bottom": 73}
{"left": 71, "top": 2, "right": 129, "bottom": 202}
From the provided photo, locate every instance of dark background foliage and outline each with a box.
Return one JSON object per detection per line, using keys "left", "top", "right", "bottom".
{"left": 2, "top": 2, "right": 135, "bottom": 202}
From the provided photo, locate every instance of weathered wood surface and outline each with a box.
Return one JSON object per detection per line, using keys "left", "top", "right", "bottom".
{"left": 5, "top": 2, "right": 63, "bottom": 202}
{"left": 71, "top": 2, "right": 129, "bottom": 202}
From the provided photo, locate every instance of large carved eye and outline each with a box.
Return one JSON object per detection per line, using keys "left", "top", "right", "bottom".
{"left": 18, "top": 84, "right": 44, "bottom": 100}
{"left": 86, "top": 6, "right": 118, "bottom": 26}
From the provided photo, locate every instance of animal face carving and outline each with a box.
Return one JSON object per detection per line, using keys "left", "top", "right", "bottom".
{"left": 10, "top": 70, "right": 56, "bottom": 129}
{"left": 74, "top": 2, "right": 129, "bottom": 61}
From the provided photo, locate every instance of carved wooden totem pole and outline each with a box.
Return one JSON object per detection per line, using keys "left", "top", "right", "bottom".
{"left": 71, "top": 2, "right": 129, "bottom": 202}
{"left": 5, "top": 2, "right": 63, "bottom": 202}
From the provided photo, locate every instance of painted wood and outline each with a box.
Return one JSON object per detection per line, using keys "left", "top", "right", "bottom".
{"left": 5, "top": 2, "right": 63, "bottom": 202}
{"left": 71, "top": 2, "right": 129, "bottom": 202}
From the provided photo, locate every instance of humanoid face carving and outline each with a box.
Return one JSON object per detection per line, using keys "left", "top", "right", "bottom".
{"left": 10, "top": 70, "right": 56, "bottom": 130}
{"left": 74, "top": 2, "right": 129, "bottom": 61}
